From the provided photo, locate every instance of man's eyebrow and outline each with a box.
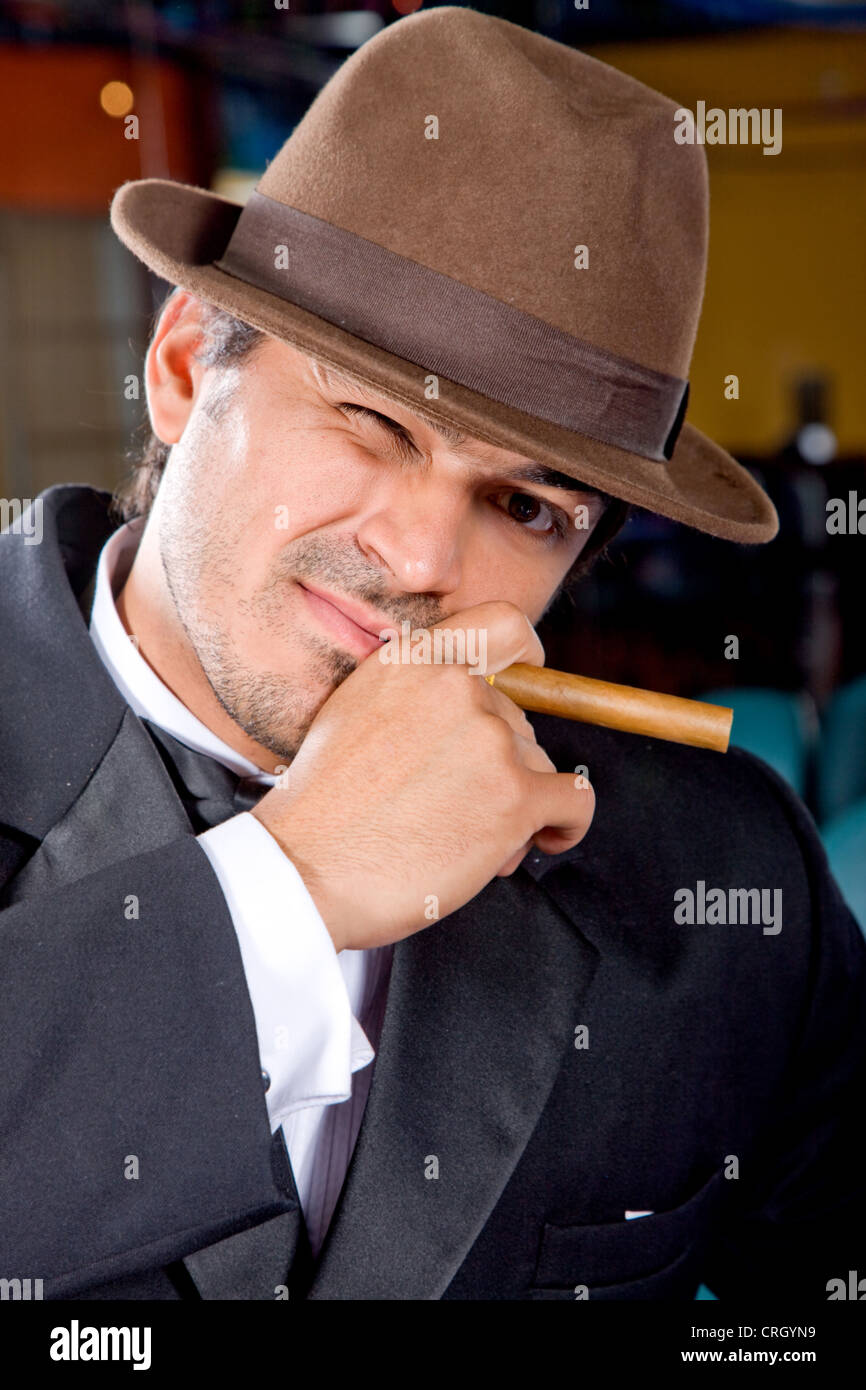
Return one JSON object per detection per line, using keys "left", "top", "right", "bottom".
{"left": 312, "top": 360, "right": 468, "bottom": 447}
{"left": 343, "top": 399, "right": 469, "bottom": 449}
{"left": 313, "top": 361, "right": 603, "bottom": 497}
{"left": 499, "top": 462, "right": 605, "bottom": 497}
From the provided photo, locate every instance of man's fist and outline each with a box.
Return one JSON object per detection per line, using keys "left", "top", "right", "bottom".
{"left": 251, "top": 601, "right": 594, "bottom": 953}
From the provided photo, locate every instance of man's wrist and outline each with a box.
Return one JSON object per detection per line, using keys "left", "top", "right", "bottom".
{"left": 249, "top": 805, "right": 348, "bottom": 955}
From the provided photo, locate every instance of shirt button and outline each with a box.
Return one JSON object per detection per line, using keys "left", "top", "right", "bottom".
{"left": 261, "top": 1069, "right": 271, "bottom": 1093}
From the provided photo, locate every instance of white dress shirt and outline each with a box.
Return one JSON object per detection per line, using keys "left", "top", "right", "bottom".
{"left": 87, "top": 518, "right": 393, "bottom": 1259}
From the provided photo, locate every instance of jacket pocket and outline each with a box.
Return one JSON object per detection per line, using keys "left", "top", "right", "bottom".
{"left": 531, "top": 1167, "right": 726, "bottom": 1294}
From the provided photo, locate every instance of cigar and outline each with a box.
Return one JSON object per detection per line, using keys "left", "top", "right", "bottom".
{"left": 484, "top": 664, "right": 733, "bottom": 752}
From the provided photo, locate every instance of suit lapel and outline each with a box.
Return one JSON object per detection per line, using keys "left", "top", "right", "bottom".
{"left": 2, "top": 706, "right": 192, "bottom": 902}
{"left": 0, "top": 486, "right": 129, "bottom": 846}
{"left": 306, "top": 859, "right": 599, "bottom": 1299}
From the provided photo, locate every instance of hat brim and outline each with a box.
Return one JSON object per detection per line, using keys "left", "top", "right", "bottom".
{"left": 111, "top": 178, "right": 778, "bottom": 544}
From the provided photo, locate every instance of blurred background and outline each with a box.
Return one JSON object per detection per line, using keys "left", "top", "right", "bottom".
{"left": 1, "top": 0, "right": 865, "bottom": 930}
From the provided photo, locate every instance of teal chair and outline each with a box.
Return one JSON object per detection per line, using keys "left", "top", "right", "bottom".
{"left": 821, "top": 798, "right": 866, "bottom": 939}
{"left": 698, "top": 688, "right": 817, "bottom": 798}
{"left": 817, "top": 676, "right": 866, "bottom": 825}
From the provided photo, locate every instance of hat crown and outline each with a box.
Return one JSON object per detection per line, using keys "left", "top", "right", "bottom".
{"left": 108, "top": 6, "right": 778, "bottom": 542}
{"left": 258, "top": 6, "right": 708, "bottom": 377}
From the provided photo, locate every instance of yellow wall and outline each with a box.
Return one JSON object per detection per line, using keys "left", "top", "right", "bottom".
{"left": 588, "top": 29, "right": 866, "bottom": 453}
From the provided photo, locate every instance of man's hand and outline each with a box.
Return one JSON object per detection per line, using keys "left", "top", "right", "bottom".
{"left": 251, "top": 601, "right": 594, "bottom": 953}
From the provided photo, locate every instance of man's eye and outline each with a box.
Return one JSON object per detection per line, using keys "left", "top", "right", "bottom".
{"left": 497, "top": 491, "right": 568, "bottom": 538}
{"left": 338, "top": 402, "right": 415, "bottom": 459}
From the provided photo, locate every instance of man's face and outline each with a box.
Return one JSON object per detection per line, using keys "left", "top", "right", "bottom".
{"left": 139, "top": 294, "right": 605, "bottom": 766}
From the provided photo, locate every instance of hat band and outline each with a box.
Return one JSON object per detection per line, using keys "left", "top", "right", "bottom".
{"left": 214, "top": 190, "right": 688, "bottom": 461}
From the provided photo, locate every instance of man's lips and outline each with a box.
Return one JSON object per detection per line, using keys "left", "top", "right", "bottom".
{"left": 297, "top": 581, "right": 391, "bottom": 658}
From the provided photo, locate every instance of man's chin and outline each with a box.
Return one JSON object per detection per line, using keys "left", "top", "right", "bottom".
{"left": 199, "top": 631, "right": 361, "bottom": 764}
{"left": 229, "top": 677, "right": 346, "bottom": 766}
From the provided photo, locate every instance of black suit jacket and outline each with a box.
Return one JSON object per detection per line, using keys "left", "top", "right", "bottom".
{"left": 0, "top": 484, "right": 863, "bottom": 1300}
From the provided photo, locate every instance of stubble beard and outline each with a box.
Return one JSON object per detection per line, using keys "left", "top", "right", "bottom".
{"left": 157, "top": 498, "right": 440, "bottom": 766}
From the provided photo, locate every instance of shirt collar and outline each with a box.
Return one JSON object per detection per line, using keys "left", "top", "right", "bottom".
{"left": 89, "top": 520, "right": 277, "bottom": 786}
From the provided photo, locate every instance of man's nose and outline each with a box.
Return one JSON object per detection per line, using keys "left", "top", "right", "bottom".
{"left": 355, "top": 484, "right": 466, "bottom": 593}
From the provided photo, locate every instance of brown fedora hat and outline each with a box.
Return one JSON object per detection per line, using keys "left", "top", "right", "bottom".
{"left": 110, "top": 5, "right": 778, "bottom": 544}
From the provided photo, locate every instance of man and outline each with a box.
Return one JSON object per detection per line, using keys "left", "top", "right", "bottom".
{"left": 1, "top": 7, "right": 863, "bottom": 1302}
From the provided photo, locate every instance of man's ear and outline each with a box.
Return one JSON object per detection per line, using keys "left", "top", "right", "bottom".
{"left": 144, "top": 290, "right": 212, "bottom": 447}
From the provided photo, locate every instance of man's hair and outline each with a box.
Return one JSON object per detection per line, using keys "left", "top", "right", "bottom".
{"left": 111, "top": 296, "right": 266, "bottom": 526}
{"left": 111, "top": 294, "right": 631, "bottom": 587}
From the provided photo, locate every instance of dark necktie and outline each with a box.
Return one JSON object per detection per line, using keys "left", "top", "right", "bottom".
{"left": 141, "top": 719, "right": 270, "bottom": 830}
{"left": 140, "top": 716, "right": 315, "bottom": 1298}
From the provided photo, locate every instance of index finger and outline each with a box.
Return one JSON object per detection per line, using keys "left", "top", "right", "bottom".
{"left": 427, "top": 599, "right": 545, "bottom": 677}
